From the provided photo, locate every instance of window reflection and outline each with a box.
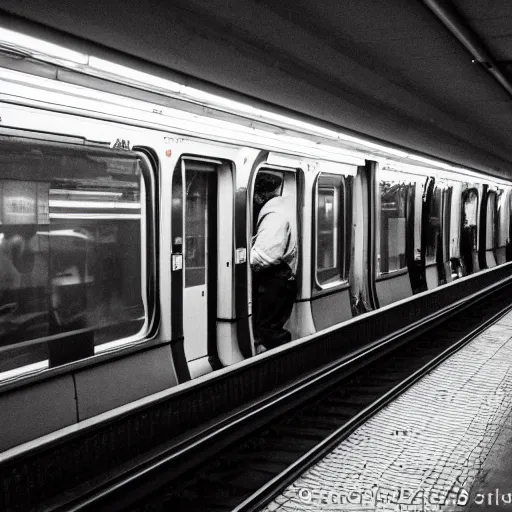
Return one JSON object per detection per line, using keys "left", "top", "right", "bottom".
{"left": 317, "top": 188, "right": 337, "bottom": 271}
{"left": 497, "top": 191, "right": 508, "bottom": 248}
{"left": 461, "top": 189, "right": 478, "bottom": 275}
{"left": 425, "top": 186, "right": 442, "bottom": 265}
{"left": 316, "top": 174, "right": 345, "bottom": 286}
{"left": 486, "top": 192, "right": 496, "bottom": 251}
{"left": 379, "top": 181, "right": 410, "bottom": 274}
{"left": 0, "top": 141, "right": 148, "bottom": 371}
{"left": 185, "top": 171, "right": 208, "bottom": 288}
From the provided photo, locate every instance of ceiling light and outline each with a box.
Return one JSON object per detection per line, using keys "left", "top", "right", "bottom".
{"left": 89, "top": 56, "right": 181, "bottom": 93}
{"left": 0, "top": 27, "right": 88, "bottom": 65}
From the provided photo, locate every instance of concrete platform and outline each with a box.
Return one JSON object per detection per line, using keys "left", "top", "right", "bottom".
{"left": 262, "top": 308, "right": 512, "bottom": 511}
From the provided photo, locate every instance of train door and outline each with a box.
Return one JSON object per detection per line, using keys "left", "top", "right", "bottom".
{"left": 375, "top": 168, "right": 421, "bottom": 307}
{"left": 310, "top": 168, "right": 355, "bottom": 329}
{"left": 448, "top": 182, "right": 463, "bottom": 280}
{"left": 496, "top": 189, "right": 510, "bottom": 264}
{"left": 507, "top": 190, "right": 512, "bottom": 262}
{"left": 250, "top": 164, "right": 300, "bottom": 348}
{"left": 460, "top": 187, "right": 479, "bottom": 275}
{"left": 482, "top": 189, "right": 498, "bottom": 269}
{"left": 441, "top": 185, "right": 453, "bottom": 282}
{"left": 423, "top": 180, "right": 449, "bottom": 288}
{"left": 181, "top": 157, "right": 225, "bottom": 377}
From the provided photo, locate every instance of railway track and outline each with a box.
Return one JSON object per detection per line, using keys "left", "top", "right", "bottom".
{"left": 74, "top": 281, "right": 512, "bottom": 512}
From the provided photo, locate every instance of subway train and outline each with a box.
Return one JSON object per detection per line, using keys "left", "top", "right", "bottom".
{"left": 0, "top": 28, "right": 511, "bottom": 452}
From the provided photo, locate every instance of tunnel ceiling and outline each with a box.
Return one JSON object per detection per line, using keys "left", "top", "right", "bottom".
{"left": 1, "top": 0, "right": 512, "bottom": 177}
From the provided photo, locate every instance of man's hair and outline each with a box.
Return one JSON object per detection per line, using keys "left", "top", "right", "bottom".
{"left": 254, "top": 172, "right": 282, "bottom": 194}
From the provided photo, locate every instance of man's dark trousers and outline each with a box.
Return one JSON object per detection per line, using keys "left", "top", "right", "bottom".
{"left": 253, "top": 263, "right": 297, "bottom": 350}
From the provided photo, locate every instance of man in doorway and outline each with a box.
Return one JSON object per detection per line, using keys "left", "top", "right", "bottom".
{"left": 251, "top": 172, "right": 298, "bottom": 352}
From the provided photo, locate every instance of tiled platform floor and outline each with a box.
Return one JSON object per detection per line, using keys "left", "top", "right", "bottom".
{"left": 262, "top": 309, "right": 512, "bottom": 511}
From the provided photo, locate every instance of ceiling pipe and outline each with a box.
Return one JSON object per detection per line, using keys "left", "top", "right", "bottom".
{"left": 422, "top": 0, "right": 512, "bottom": 98}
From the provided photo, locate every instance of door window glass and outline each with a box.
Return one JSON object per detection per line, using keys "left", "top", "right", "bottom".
{"left": 462, "top": 189, "right": 478, "bottom": 250}
{"left": 461, "top": 188, "right": 478, "bottom": 275}
{"left": 315, "top": 173, "right": 345, "bottom": 285}
{"left": 486, "top": 192, "right": 496, "bottom": 250}
{"left": 184, "top": 171, "right": 208, "bottom": 287}
{"left": 425, "top": 186, "right": 442, "bottom": 264}
{"left": 497, "top": 190, "right": 508, "bottom": 248}
{"left": 378, "top": 181, "right": 410, "bottom": 274}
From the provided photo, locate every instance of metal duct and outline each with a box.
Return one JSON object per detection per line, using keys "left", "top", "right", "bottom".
{"left": 422, "top": 0, "right": 512, "bottom": 98}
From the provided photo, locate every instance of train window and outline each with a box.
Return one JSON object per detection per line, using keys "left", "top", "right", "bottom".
{"left": 315, "top": 173, "right": 346, "bottom": 286}
{"left": 462, "top": 190, "right": 478, "bottom": 243}
{"left": 425, "top": 185, "right": 442, "bottom": 265}
{"left": 378, "top": 181, "right": 410, "bottom": 274}
{"left": 185, "top": 171, "right": 208, "bottom": 287}
{"left": 0, "top": 138, "right": 152, "bottom": 377}
{"left": 486, "top": 192, "right": 497, "bottom": 250}
{"left": 461, "top": 188, "right": 478, "bottom": 274}
{"left": 497, "top": 190, "right": 508, "bottom": 249}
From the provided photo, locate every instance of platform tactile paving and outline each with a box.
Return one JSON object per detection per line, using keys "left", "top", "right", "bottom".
{"left": 261, "top": 311, "right": 512, "bottom": 511}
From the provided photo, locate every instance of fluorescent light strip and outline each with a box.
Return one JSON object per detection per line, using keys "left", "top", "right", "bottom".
{"left": 49, "top": 190, "right": 123, "bottom": 197}
{"left": 49, "top": 200, "right": 140, "bottom": 209}
{"left": 262, "top": 111, "right": 339, "bottom": 138}
{"left": 0, "top": 67, "right": 164, "bottom": 122}
{"left": 89, "top": 56, "right": 181, "bottom": 93}
{"left": 182, "top": 86, "right": 256, "bottom": 115}
{"left": 337, "top": 133, "right": 410, "bottom": 157}
{"left": 386, "top": 159, "right": 512, "bottom": 187}
{"left": 183, "top": 86, "right": 339, "bottom": 138}
{"left": 36, "top": 229, "right": 91, "bottom": 239}
{"left": 407, "top": 154, "right": 455, "bottom": 170}
{"left": 49, "top": 213, "right": 141, "bottom": 219}
{"left": 0, "top": 27, "right": 88, "bottom": 65}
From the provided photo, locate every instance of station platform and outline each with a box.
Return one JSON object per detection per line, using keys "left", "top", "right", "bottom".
{"left": 262, "top": 309, "right": 512, "bottom": 511}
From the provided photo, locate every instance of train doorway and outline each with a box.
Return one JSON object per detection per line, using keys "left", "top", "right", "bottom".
{"left": 251, "top": 166, "right": 299, "bottom": 350}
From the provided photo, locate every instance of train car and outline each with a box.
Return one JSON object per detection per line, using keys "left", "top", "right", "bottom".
{"left": 0, "top": 27, "right": 511, "bottom": 453}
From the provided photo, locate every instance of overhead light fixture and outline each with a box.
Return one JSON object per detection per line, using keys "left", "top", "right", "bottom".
{"left": 262, "top": 111, "right": 339, "bottom": 138}
{"left": 406, "top": 154, "right": 455, "bottom": 170}
{"left": 338, "top": 133, "right": 410, "bottom": 157}
{"left": 182, "top": 86, "right": 256, "bottom": 114}
{"left": 0, "top": 27, "right": 88, "bottom": 65}
{"left": 88, "top": 56, "right": 181, "bottom": 93}
{"left": 183, "top": 85, "right": 339, "bottom": 138}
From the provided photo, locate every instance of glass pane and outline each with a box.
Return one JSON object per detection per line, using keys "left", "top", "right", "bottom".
{"left": 185, "top": 171, "right": 208, "bottom": 287}
{"left": 486, "top": 193, "right": 496, "bottom": 250}
{"left": 425, "top": 186, "right": 442, "bottom": 264}
{"left": 316, "top": 174, "right": 343, "bottom": 285}
{"left": 318, "top": 188, "right": 336, "bottom": 270}
{"left": 378, "top": 181, "right": 409, "bottom": 273}
{"left": 0, "top": 140, "right": 147, "bottom": 369}
{"left": 462, "top": 189, "right": 478, "bottom": 252}
{"left": 497, "top": 191, "right": 507, "bottom": 248}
